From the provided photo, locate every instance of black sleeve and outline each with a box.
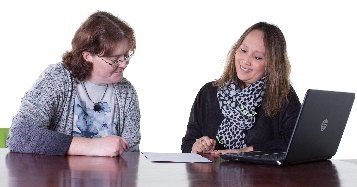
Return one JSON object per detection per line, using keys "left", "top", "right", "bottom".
{"left": 181, "top": 82, "right": 223, "bottom": 153}
{"left": 181, "top": 86, "right": 204, "bottom": 153}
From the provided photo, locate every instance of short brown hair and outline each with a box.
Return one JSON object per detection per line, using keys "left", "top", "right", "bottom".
{"left": 62, "top": 11, "right": 136, "bottom": 81}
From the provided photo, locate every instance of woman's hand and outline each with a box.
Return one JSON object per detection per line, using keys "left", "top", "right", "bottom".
{"left": 67, "top": 136, "right": 129, "bottom": 157}
{"left": 92, "top": 136, "right": 128, "bottom": 156}
{"left": 191, "top": 136, "right": 216, "bottom": 154}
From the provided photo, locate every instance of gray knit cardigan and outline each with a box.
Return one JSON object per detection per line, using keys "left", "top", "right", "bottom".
{"left": 7, "top": 62, "right": 141, "bottom": 155}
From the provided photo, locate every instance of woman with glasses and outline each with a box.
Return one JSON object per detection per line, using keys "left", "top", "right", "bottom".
{"left": 7, "top": 11, "right": 140, "bottom": 156}
{"left": 181, "top": 22, "right": 301, "bottom": 154}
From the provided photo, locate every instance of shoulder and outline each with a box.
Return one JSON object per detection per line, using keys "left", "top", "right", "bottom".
{"left": 199, "top": 81, "right": 217, "bottom": 93}
{"left": 116, "top": 77, "right": 135, "bottom": 90}
{"left": 114, "top": 77, "right": 138, "bottom": 97}
{"left": 44, "top": 62, "right": 70, "bottom": 74}
{"left": 118, "top": 77, "right": 132, "bottom": 85}
{"left": 194, "top": 81, "right": 218, "bottom": 101}
{"left": 38, "top": 62, "right": 71, "bottom": 81}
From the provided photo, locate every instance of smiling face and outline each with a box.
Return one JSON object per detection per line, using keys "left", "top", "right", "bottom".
{"left": 83, "top": 39, "right": 131, "bottom": 85}
{"left": 235, "top": 29, "right": 266, "bottom": 86}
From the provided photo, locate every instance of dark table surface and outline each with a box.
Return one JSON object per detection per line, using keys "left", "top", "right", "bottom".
{"left": 1, "top": 148, "right": 356, "bottom": 187}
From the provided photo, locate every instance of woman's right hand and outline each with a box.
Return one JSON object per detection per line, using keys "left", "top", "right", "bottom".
{"left": 91, "top": 136, "right": 129, "bottom": 156}
{"left": 67, "top": 136, "right": 129, "bottom": 157}
{"left": 191, "top": 136, "right": 216, "bottom": 154}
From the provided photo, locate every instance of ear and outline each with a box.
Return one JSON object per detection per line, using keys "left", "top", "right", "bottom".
{"left": 82, "top": 51, "right": 94, "bottom": 62}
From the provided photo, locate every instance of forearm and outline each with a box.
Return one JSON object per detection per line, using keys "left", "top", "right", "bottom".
{"left": 7, "top": 123, "right": 72, "bottom": 155}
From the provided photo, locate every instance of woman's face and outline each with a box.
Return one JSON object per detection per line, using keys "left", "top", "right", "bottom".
{"left": 235, "top": 29, "right": 266, "bottom": 86}
{"left": 85, "top": 39, "right": 131, "bottom": 85}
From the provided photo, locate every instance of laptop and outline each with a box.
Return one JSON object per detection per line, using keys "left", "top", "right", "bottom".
{"left": 220, "top": 89, "right": 355, "bottom": 166}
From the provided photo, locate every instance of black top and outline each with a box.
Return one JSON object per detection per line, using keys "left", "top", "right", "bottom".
{"left": 181, "top": 82, "right": 301, "bottom": 153}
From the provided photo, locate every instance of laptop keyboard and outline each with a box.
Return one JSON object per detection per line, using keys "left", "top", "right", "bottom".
{"left": 236, "top": 151, "right": 287, "bottom": 161}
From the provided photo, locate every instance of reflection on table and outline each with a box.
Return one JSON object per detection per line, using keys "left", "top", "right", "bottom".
{"left": 4, "top": 150, "right": 138, "bottom": 187}
{"left": 1, "top": 149, "right": 357, "bottom": 187}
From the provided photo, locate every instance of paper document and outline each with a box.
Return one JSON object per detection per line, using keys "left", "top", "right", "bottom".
{"left": 141, "top": 152, "right": 212, "bottom": 163}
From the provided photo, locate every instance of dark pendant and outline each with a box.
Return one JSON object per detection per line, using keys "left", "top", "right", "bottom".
{"left": 93, "top": 103, "right": 102, "bottom": 112}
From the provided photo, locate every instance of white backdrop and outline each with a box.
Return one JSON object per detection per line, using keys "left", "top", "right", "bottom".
{"left": 1, "top": 0, "right": 356, "bottom": 159}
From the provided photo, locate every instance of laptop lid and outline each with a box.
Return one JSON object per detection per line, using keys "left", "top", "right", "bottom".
{"left": 283, "top": 89, "right": 355, "bottom": 165}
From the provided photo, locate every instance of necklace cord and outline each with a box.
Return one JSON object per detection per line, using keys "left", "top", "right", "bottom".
{"left": 81, "top": 82, "right": 108, "bottom": 104}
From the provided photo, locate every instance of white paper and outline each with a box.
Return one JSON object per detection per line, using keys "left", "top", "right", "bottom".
{"left": 141, "top": 152, "right": 212, "bottom": 163}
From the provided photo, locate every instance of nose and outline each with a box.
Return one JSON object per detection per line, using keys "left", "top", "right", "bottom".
{"left": 242, "top": 59, "right": 250, "bottom": 65}
{"left": 119, "top": 60, "right": 129, "bottom": 68}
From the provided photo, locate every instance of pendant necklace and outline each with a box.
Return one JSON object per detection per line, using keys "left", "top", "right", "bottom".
{"left": 81, "top": 81, "right": 108, "bottom": 112}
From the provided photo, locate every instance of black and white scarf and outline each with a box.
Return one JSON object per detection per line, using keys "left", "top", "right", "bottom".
{"left": 216, "top": 77, "right": 265, "bottom": 149}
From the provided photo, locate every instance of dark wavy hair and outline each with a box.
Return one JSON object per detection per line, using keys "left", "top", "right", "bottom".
{"left": 214, "top": 22, "right": 291, "bottom": 117}
{"left": 62, "top": 11, "right": 136, "bottom": 81}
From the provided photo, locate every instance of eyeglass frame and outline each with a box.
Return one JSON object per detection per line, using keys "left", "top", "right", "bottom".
{"left": 97, "top": 52, "right": 134, "bottom": 67}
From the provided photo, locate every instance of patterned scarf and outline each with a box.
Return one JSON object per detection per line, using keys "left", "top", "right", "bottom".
{"left": 216, "top": 77, "right": 266, "bottom": 149}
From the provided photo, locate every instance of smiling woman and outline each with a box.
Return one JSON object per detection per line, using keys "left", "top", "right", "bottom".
{"left": 6, "top": 11, "right": 141, "bottom": 157}
{"left": 181, "top": 22, "right": 301, "bottom": 155}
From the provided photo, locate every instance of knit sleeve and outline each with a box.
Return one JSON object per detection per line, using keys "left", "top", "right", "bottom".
{"left": 7, "top": 64, "right": 73, "bottom": 155}
{"left": 118, "top": 78, "right": 141, "bottom": 152}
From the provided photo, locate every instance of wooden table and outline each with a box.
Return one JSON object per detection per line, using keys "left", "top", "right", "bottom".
{"left": 1, "top": 148, "right": 357, "bottom": 187}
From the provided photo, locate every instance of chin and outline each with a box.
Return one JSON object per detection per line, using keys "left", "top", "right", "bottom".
{"left": 237, "top": 73, "right": 247, "bottom": 81}
{"left": 110, "top": 76, "right": 123, "bottom": 84}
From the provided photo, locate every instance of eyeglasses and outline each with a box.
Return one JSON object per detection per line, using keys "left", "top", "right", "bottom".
{"left": 98, "top": 52, "right": 134, "bottom": 67}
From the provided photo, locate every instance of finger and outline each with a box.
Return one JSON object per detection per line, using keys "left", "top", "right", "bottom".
{"left": 201, "top": 136, "right": 210, "bottom": 142}
{"left": 119, "top": 141, "right": 127, "bottom": 151}
{"left": 201, "top": 137, "right": 216, "bottom": 151}
{"left": 214, "top": 150, "right": 227, "bottom": 154}
{"left": 210, "top": 150, "right": 220, "bottom": 155}
{"left": 113, "top": 150, "right": 120, "bottom": 157}
{"left": 191, "top": 148, "right": 201, "bottom": 154}
{"left": 207, "top": 139, "right": 215, "bottom": 149}
{"left": 193, "top": 142, "right": 205, "bottom": 153}
{"left": 117, "top": 141, "right": 128, "bottom": 155}
{"left": 120, "top": 137, "right": 129, "bottom": 149}
{"left": 120, "top": 137, "right": 129, "bottom": 145}
{"left": 203, "top": 139, "right": 215, "bottom": 151}
{"left": 211, "top": 139, "right": 216, "bottom": 150}
{"left": 201, "top": 141, "right": 211, "bottom": 153}
{"left": 191, "top": 143, "right": 198, "bottom": 153}
{"left": 195, "top": 138, "right": 207, "bottom": 152}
